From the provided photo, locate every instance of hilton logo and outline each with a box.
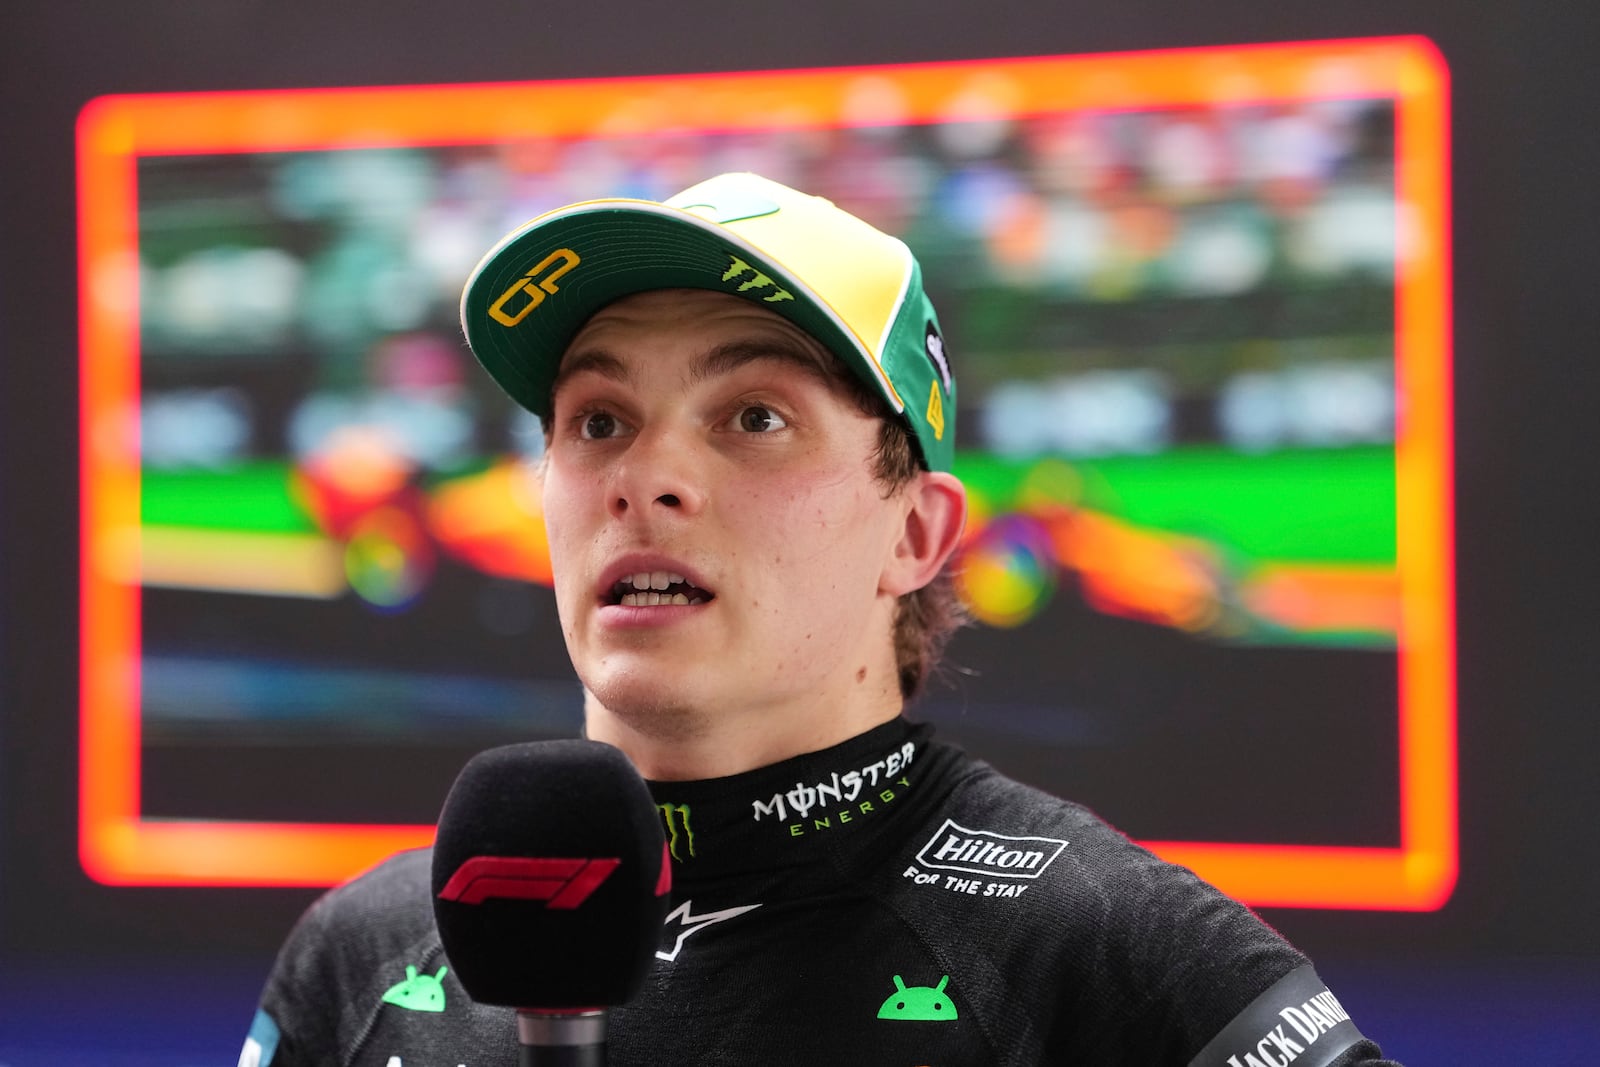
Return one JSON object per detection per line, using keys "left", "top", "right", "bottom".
{"left": 914, "top": 819, "right": 1067, "bottom": 880}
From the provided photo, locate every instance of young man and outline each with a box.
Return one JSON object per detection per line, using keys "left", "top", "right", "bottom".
{"left": 243, "top": 173, "right": 1403, "bottom": 1065}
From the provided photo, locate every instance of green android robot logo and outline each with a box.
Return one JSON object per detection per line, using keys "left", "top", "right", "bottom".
{"left": 381, "top": 964, "right": 449, "bottom": 1013}
{"left": 876, "top": 974, "right": 958, "bottom": 1022}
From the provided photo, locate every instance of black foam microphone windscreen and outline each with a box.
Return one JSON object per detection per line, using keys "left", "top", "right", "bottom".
{"left": 431, "top": 740, "right": 669, "bottom": 1009}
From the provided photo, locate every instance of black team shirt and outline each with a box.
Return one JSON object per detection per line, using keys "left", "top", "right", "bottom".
{"left": 245, "top": 719, "right": 1403, "bottom": 1066}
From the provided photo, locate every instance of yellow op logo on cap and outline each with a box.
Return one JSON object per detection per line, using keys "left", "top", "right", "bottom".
{"left": 489, "top": 248, "right": 581, "bottom": 327}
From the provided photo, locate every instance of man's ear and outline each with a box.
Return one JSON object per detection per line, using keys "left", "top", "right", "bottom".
{"left": 881, "top": 471, "right": 967, "bottom": 597}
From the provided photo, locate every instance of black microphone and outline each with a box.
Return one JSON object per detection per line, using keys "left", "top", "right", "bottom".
{"left": 431, "top": 740, "right": 670, "bottom": 1067}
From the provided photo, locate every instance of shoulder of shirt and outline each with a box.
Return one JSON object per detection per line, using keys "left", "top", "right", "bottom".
{"left": 295, "top": 846, "right": 438, "bottom": 953}
{"left": 258, "top": 847, "right": 444, "bottom": 1057}
{"left": 911, "top": 740, "right": 1293, "bottom": 940}
{"left": 891, "top": 739, "right": 1310, "bottom": 1058}
{"left": 926, "top": 738, "right": 1142, "bottom": 847}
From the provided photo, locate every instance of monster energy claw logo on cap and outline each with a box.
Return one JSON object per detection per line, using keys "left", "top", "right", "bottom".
{"left": 459, "top": 172, "right": 957, "bottom": 472}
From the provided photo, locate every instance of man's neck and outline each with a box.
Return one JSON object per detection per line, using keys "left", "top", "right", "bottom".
{"left": 582, "top": 693, "right": 903, "bottom": 781}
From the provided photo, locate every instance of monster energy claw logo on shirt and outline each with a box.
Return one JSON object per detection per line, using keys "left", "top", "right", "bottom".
{"left": 659, "top": 803, "right": 696, "bottom": 861}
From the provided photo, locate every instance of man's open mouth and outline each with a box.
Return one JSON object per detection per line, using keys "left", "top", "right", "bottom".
{"left": 607, "top": 571, "right": 715, "bottom": 607}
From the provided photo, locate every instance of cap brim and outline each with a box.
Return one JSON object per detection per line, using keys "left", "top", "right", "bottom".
{"left": 461, "top": 201, "right": 892, "bottom": 421}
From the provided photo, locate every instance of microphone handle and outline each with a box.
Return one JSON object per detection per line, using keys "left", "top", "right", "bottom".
{"left": 518, "top": 1047, "right": 603, "bottom": 1067}
{"left": 517, "top": 1009, "right": 606, "bottom": 1067}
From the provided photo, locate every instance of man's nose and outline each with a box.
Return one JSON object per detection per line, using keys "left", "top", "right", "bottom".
{"left": 607, "top": 426, "right": 707, "bottom": 520}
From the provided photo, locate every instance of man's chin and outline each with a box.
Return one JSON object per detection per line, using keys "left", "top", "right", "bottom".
{"left": 582, "top": 675, "right": 709, "bottom": 738}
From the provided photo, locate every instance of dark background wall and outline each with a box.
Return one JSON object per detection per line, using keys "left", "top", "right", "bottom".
{"left": 2, "top": 1, "right": 1597, "bottom": 1062}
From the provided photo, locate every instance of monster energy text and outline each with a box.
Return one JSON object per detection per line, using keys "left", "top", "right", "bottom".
{"left": 751, "top": 741, "right": 917, "bottom": 824}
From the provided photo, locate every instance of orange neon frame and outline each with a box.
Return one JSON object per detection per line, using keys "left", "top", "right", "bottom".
{"left": 78, "top": 37, "right": 1454, "bottom": 906}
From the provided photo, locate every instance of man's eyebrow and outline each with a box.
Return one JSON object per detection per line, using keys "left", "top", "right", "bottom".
{"left": 687, "top": 338, "right": 840, "bottom": 387}
{"left": 551, "top": 349, "right": 632, "bottom": 397}
{"left": 551, "top": 335, "right": 844, "bottom": 402}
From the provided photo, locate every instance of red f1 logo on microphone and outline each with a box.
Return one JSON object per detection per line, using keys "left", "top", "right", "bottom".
{"left": 437, "top": 857, "right": 620, "bottom": 908}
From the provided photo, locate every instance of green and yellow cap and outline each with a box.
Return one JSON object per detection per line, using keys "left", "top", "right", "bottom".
{"left": 460, "top": 172, "right": 956, "bottom": 472}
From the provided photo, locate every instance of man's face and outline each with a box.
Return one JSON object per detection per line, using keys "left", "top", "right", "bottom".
{"left": 541, "top": 288, "right": 910, "bottom": 731}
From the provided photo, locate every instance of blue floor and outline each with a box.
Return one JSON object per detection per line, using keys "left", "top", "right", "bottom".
{"left": 1, "top": 952, "right": 1596, "bottom": 1065}
{"left": 1315, "top": 955, "right": 1600, "bottom": 1066}
{"left": 0, "top": 955, "right": 266, "bottom": 1067}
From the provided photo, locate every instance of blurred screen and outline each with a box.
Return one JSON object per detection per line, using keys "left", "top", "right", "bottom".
{"left": 79, "top": 40, "right": 1452, "bottom": 905}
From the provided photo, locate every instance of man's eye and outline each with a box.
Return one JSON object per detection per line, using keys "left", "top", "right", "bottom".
{"left": 580, "top": 411, "right": 624, "bottom": 439}
{"left": 733, "top": 405, "right": 787, "bottom": 433}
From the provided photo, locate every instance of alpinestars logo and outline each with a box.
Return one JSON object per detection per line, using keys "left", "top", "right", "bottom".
{"left": 655, "top": 899, "right": 762, "bottom": 962}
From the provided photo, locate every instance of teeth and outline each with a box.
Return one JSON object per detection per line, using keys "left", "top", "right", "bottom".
{"left": 626, "top": 570, "right": 684, "bottom": 591}
{"left": 613, "top": 571, "right": 702, "bottom": 607}
{"left": 619, "top": 590, "right": 702, "bottom": 607}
